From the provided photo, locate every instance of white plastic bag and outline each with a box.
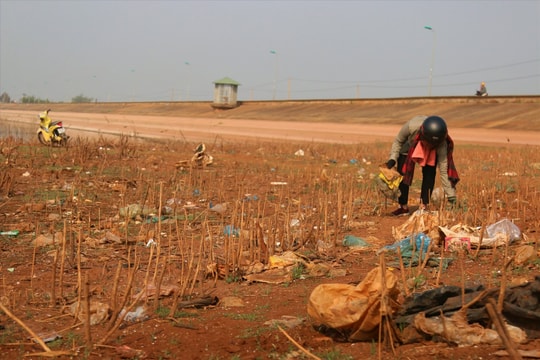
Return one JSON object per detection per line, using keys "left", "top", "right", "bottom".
{"left": 486, "top": 219, "right": 521, "bottom": 243}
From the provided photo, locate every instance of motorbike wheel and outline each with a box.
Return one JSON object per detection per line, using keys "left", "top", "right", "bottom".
{"left": 37, "top": 132, "right": 49, "bottom": 146}
{"left": 59, "top": 134, "right": 69, "bottom": 147}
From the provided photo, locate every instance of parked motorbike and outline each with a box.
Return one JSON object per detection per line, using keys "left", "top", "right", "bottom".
{"left": 37, "top": 109, "right": 69, "bottom": 146}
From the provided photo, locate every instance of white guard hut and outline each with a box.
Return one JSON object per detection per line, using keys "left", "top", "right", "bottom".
{"left": 212, "top": 77, "right": 240, "bottom": 109}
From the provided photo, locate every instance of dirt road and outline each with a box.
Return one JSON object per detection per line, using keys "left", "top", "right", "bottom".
{"left": 1, "top": 109, "right": 539, "bottom": 146}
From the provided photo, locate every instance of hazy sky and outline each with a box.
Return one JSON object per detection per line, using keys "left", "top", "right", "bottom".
{"left": 1, "top": 0, "right": 539, "bottom": 102}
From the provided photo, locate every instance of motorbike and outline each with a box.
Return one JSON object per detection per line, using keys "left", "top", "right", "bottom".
{"left": 37, "top": 109, "right": 69, "bottom": 146}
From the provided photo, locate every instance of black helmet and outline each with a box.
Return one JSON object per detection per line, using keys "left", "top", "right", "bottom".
{"left": 420, "top": 116, "right": 447, "bottom": 146}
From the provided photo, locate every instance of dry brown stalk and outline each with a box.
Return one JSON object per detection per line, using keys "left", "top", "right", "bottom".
{"left": 473, "top": 224, "right": 486, "bottom": 259}
{"left": 83, "top": 273, "right": 92, "bottom": 347}
{"left": 72, "top": 230, "right": 83, "bottom": 325}
{"left": 153, "top": 259, "right": 167, "bottom": 312}
{"left": 106, "top": 254, "right": 140, "bottom": 332}
{"left": 50, "top": 247, "right": 59, "bottom": 308}
{"left": 143, "top": 242, "right": 155, "bottom": 305}
{"left": 277, "top": 325, "right": 321, "bottom": 360}
{"left": 377, "top": 254, "right": 396, "bottom": 357}
{"left": 0, "top": 302, "right": 52, "bottom": 353}
{"left": 58, "top": 220, "right": 67, "bottom": 300}
{"left": 396, "top": 247, "right": 410, "bottom": 297}
{"left": 178, "top": 234, "right": 196, "bottom": 300}
{"left": 157, "top": 180, "right": 163, "bottom": 247}
{"left": 109, "top": 261, "right": 122, "bottom": 321}
{"left": 188, "top": 232, "right": 205, "bottom": 296}
{"left": 102, "top": 256, "right": 141, "bottom": 342}
{"left": 30, "top": 223, "right": 38, "bottom": 293}
{"left": 486, "top": 299, "right": 523, "bottom": 360}
{"left": 459, "top": 248, "right": 466, "bottom": 307}
{"left": 416, "top": 238, "right": 433, "bottom": 277}
{"left": 498, "top": 246, "right": 513, "bottom": 314}
{"left": 152, "top": 241, "right": 161, "bottom": 285}
{"left": 435, "top": 243, "right": 445, "bottom": 287}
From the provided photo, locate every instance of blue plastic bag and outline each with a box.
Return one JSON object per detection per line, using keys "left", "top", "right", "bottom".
{"left": 379, "top": 233, "right": 431, "bottom": 256}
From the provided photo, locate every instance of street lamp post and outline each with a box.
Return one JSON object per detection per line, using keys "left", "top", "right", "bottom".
{"left": 270, "top": 50, "right": 278, "bottom": 100}
{"left": 184, "top": 61, "right": 191, "bottom": 101}
{"left": 424, "top": 25, "right": 436, "bottom": 96}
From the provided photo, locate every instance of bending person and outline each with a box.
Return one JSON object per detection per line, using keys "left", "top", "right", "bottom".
{"left": 386, "top": 115, "right": 459, "bottom": 216}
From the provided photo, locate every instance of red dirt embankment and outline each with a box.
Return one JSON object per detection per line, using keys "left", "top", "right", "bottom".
{"left": 1, "top": 96, "right": 539, "bottom": 145}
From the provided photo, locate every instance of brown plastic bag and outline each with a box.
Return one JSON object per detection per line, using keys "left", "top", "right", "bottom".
{"left": 307, "top": 267, "right": 399, "bottom": 341}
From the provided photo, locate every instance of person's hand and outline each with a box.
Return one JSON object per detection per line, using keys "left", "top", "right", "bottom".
{"left": 386, "top": 159, "right": 396, "bottom": 169}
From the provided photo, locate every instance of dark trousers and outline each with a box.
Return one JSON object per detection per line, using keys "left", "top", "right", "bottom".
{"left": 397, "top": 154, "right": 436, "bottom": 206}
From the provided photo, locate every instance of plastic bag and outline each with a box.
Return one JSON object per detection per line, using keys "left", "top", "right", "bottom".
{"left": 307, "top": 267, "right": 399, "bottom": 341}
{"left": 378, "top": 233, "right": 431, "bottom": 257}
{"left": 486, "top": 219, "right": 521, "bottom": 243}
{"left": 375, "top": 165, "right": 402, "bottom": 202}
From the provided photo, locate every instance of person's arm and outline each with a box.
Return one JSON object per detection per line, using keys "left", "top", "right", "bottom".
{"left": 389, "top": 122, "right": 410, "bottom": 162}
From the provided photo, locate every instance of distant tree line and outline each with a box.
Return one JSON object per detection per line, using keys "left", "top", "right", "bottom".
{"left": 0, "top": 92, "right": 95, "bottom": 104}
{"left": 0, "top": 92, "right": 11, "bottom": 103}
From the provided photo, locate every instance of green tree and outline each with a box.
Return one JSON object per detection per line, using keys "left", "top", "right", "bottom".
{"left": 0, "top": 92, "right": 11, "bottom": 103}
{"left": 21, "top": 94, "right": 50, "bottom": 104}
{"left": 71, "top": 94, "right": 94, "bottom": 103}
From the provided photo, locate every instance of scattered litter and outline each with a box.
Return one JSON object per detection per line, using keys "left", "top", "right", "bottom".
{"left": 444, "top": 236, "right": 471, "bottom": 251}
{"left": 414, "top": 310, "right": 527, "bottom": 346}
{"left": 270, "top": 181, "right": 288, "bottom": 186}
{"left": 68, "top": 301, "right": 110, "bottom": 325}
{"left": 146, "top": 239, "right": 156, "bottom": 247}
{"left": 378, "top": 233, "right": 431, "bottom": 255}
{"left": 392, "top": 210, "right": 441, "bottom": 241}
{"left": 342, "top": 235, "right": 369, "bottom": 247}
{"left": 269, "top": 251, "right": 306, "bottom": 268}
{"left": 99, "top": 231, "right": 123, "bottom": 245}
{"left": 396, "top": 277, "right": 540, "bottom": 343}
{"left": 486, "top": 218, "right": 521, "bottom": 242}
{"left": 500, "top": 171, "right": 518, "bottom": 176}
{"left": 440, "top": 218, "right": 521, "bottom": 249}
{"left": 308, "top": 267, "right": 400, "bottom": 342}
{"left": 191, "top": 143, "right": 213, "bottom": 167}
{"left": 243, "top": 194, "right": 259, "bottom": 201}
{"left": 166, "top": 198, "right": 182, "bottom": 206}
{"left": 119, "top": 204, "right": 157, "bottom": 219}
{"left": 244, "top": 268, "right": 292, "bottom": 284}
{"left": 375, "top": 165, "right": 402, "bottom": 202}
{"left": 0, "top": 230, "right": 19, "bottom": 236}
{"left": 32, "top": 331, "right": 62, "bottom": 344}
{"left": 33, "top": 232, "right": 63, "bottom": 247}
{"left": 120, "top": 306, "right": 148, "bottom": 323}
{"left": 294, "top": 149, "right": 304, "bottom": 156}
{"left": 210, "top": 202, "right": 228, "bottom": 215}
{"left": 223, "top": 225, "right": 240, "bottom": 237}
{"left": 183, "top": 201, "right": 198, "bottom": 210}
{"left": 48, "top": 213, "right": 62, "bottom": 221}
{"left": 514, "top": 245, "right": 536, "bottom": 265}
{"left": 133, "top": 283, "right": 180, "bottom": 300}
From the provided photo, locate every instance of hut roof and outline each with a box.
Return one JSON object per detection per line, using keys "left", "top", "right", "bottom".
{"left": 213, "top": 77, "right": 241, "bottom": 86}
